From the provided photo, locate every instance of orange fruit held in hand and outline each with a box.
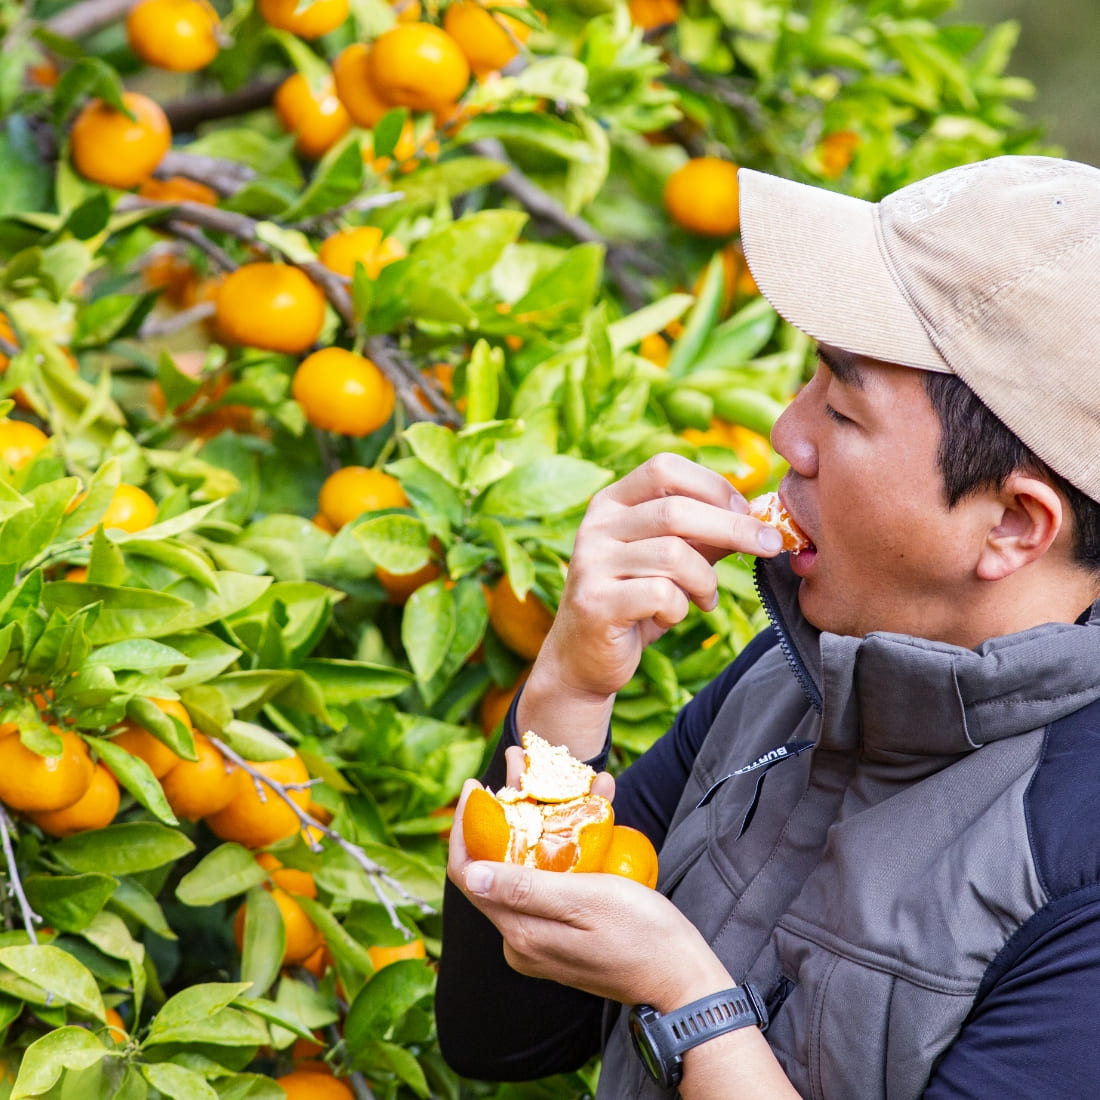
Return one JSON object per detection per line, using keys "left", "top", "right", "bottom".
{"left": 443, "top": 0, "right": 531, "bottom": 76}
{"left": 126, "top": 0, "right": 220, "bottom": 72}
{"left": 463, "top": 731, "right": 614, "bottom": 872}
{"left": 332, "top": 44, "right": 391, "bottom": 128}
{"left": 29, "top": 763, "right": 121, "bottom": 837}
{"left": 70, "top": 92, "right": 172, "bottom": 190}
{"left": 367, "top": 23, "right": 470, "bottom": 113}
{"left": 276, "top": 1072, "right": 355, "bottom": 1100}
{"left": 318, "top": 466, "right": 407, "bottom": 530}
{"left": 663, "top": 156, "right": 741, "bottom": 238}
{"left": 488, "top": 576, "right": 555, "bottom": 660}
{"left": 98, "top": 483, "right": 158, "bottom": 533}
{"left": 0, "top": 725, "right": 95, "bottom": 814}
{"left": 681, "top": 420, "right": 773, "bottom": 496}
{"left": 159, "top": 732, "right": 238, "bottom": 820}
{"left": 111, "top": 697, "right": 193, "bottom": 779}
{"left": 274, "top": 71, "right": 351, "bottom": 161}
{"left": 215, "top": 263, "right": 326, "bottom": 354}
{"left": 258, "top": 0, "right": 349, "bottom": 37}
{"left": 368, "top": 936, "right": 426, "bottom": 970}
{"left": 205, "top": 752, "right": 313, "bottom": 848}
{"left": 317, "top": 226, "right": 406, "bottom": 280}
{"left": 0, "top": 419, "right": 49, "bottom": 469}
{"left": 601, "top": 824, "right": 660, "bottom": 889}
{"left": 291, "top": 348, "right": 395, "bottom": 436}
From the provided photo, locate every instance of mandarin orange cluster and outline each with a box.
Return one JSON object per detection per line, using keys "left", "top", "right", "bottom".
{"left": 463, "top": 731, "right": 659, "bottom": 887}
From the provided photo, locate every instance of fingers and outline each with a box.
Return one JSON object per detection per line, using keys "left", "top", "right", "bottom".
{"left": 604, "top": 452, "right": 739, "bottom": 510}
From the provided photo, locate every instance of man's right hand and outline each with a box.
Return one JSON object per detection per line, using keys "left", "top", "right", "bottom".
{"left": 516, "top": 453, "right": 785, "bottom": 760}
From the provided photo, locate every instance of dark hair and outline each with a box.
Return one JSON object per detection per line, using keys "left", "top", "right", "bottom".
{"left": 924, "top": 372, "right": 1100, "bottom": 575}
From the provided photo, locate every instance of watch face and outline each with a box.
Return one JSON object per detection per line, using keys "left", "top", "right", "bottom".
{"left": 628, "top": 1010, "right": 665, "bottom": 1083}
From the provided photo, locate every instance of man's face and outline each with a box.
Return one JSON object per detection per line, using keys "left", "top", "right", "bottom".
{"left": 770, "top": 346, "right": 994, "bottom": 644}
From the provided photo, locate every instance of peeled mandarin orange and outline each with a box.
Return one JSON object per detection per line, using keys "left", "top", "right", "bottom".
{"left": 463, "top": 731, "right": 614, "bottom": 872}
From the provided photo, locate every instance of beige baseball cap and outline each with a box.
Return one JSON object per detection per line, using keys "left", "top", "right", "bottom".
{"left": 738, "top": 156, "right": 1100, "bottom": 502}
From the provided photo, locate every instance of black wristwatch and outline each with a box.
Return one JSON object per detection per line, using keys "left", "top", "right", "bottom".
{"left": 628, "top": 984, "right": 769, "bottom": 1088}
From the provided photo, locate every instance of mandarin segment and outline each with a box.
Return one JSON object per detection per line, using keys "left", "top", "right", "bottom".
{"left": 749, "top": 491, "right": 812, "bottom": 553}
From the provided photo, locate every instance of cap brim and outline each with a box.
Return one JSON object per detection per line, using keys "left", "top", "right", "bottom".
{"left": 737, "top": 168, "right": 950, "bottom": 373}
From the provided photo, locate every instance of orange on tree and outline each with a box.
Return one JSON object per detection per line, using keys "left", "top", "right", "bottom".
{"left": 601, "top": 824, "right": 660, "bottom": 888}
{"left": 818, "top": 129, "right": 861, "bottom": 179}
{"left": 663, "top": 156, "right": 741, "bottom": 238}
{"left": 275, "top": 1072, "right": 354, "bottom": 1100}
{"left": 332, "top": 44, "right": 390, "bottom": 128}
{"left": 29, "top": 763, "right": 120, "bottom": 837}
{"left": 0, "top": 419, "right": 49, "bottom": 470}
{"left": 65, "top": 566, "right": 88, "bottom": 582}
{"left": 205, "top": 751, "right": 313, "bottom": 848}
{"left": 367, "top": 23, "right": 470, "bottom": 113}
{"left": 368, "top": 936, "right": 427, "bottom": 970}
{"left": 365, "top": 117, "right": 440, "bottom": 175}
{"left": 142, "top": 250, "right": 200, "bottom": 307}
{"left": 257, "top": 0, "right": 349, "bottom": 38}
{"left": 159, "top": 732, "right": 238, "bottom": 820}
{"left": 487, "top": 575, "right": 554, "bottom": 660}
{"left": 292, "top": 348, "right": 395, "bottom": 436}
{"left": 638, "top": 332, "right": 670, "bottom": 367}
{"left": 317, "top": 466, "right": 407, "bottom": 530}
{"left": 138, "top": 175, "right": 219, "bottom": 206}
{"left": 0, "top": 725, "right": 95, "bottom": 814}
{"left": 682, "top": 420, "right": 773, "bottom": 496}
{"left": 111, "top": 697, "right": 192, "bottom": 779}
{"left": 256, "top": 851, "right": 317, "bottom": 899}
{"left": 126, "top": 0, "right": 220, "bottom": 72}
{"left": 479, "top": 666, "right": 530, "bottom": 735}
{"left": 215, "top": 262, "right": 326, "bottom": 354}
{"left": 463, "top": 732, "right": 614, "bottom": 871}
{"left": 317, "top": 226, "right": 406, "bottom": 280}
{"left": 627, "top": 0, "right": 680, "bottom": 29}
{"left": 69, "top": 91, "right": 172, "bottom": 191}
{"left": 391, "top": 0, "right": 422, "bottom": 21}
{"left": 274, "top": 71, "right": 351, "bottom": 161}
{"left": 98, "top": 483, "right": 159, "bottom": 533}
{"left": 234, "top": 887, "right": 323, "bottom": 966}
{"left": 443, "top": 0, "right": 531, "bottom": 76}
{"left": 103, "top": 1007, "right": 128, "bottom": 1044}
{"left": 376, "top": 554, "right": 442, "bottom": 604}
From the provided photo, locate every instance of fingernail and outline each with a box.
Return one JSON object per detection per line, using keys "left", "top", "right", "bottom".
{"left": 465, "top": 864, "right": 493, "bottom": 895}
{"left": 757, "top": 526, "right": 784, "bottom": 553}
{"left": 729, "top": 491, "right": 749, "bottom": 514}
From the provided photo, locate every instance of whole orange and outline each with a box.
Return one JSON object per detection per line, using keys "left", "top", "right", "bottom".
{"left": 258, "top": 0, "right": 349, "bottom": 37}
{"left": 70, "top": 92, "right": 172, "bottom": 190}
{"left": 488, "top": 576, "right": 554, "bottom": 660}
{"left": 479, "top": 666, "right": 530, "bottom": 735}
{"left": 275, "top": 1072, "right": 355, "bottom": 1100}
{"left": 159, "top": 732, "right": 238, "bottom": 820}
{"left": 627, "top": 0, "right": 679, "bottom": 29}
{"left": 332, "top": 43, "right": 391, "bottom": 128}
{"left": 126, "top": 0, "right": 220, "bottom": 72}
{"left": 376, "top": 556, "right": 442, "bottom": 604}
{"left": 0, "top": 727, "right": 95, "bottom": 813}
{"left": 317, "top": 226, "right": 406, "bottom": 280}
{"left": 367, "top": 23, "right": 470, "bottom": 112}
{"left": 29, "top": 764, "right": 120, "bottom": 837}
{"left": 291, "top": 348, "right": 395, "bottom": 436}
{"left": 111, "top": 697, "right": 192, "bottom": 779}
{"left": 205, "top": 752, "right": 313, "bottom": 849}
{"left": 682, "top": 420, "right": 773, "bottom": 496}
{"left": 368, "top": 937, "right": 426, "bottom": 970}
{"left": 215, "top": 263, "right": 326, "bottom": 354}
{"left": 274, "top": 71, "right": 351, "bottom": 161}
{"left": 663, "top": 156, "right": 741, "bottom": 238}
{"left": 601, "top": 824, "right": 660, "bottom": 888}
{"left": 0, "top": 419, "right": 48, "bottom": 469}
{"left": 443, "top": 0, "right": 531, "bottom": 75}
{"left": 318, "top": 466, "right": 407, "bottom": 530}
{"left": 98, "top": 483, "right": 158, "bottom": 534}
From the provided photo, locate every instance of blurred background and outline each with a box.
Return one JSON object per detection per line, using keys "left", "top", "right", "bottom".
{"left": 957, "top": 0, "right": 1100, "bottom": 165}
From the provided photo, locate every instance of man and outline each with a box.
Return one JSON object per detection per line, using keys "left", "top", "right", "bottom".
{"left": 436, "top": 155, "right": 1100, "bottom": 1097}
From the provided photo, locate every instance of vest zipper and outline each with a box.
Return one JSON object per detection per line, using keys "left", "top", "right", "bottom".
{"left": 753, "top": 557, "right": 823, "bottom": 715}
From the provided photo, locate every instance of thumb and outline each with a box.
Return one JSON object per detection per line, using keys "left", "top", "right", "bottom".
{"left": 463, "top": 859, "right": 583, "bottom": 922}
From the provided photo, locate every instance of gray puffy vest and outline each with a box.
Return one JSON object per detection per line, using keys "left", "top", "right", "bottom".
{"left": 597, "top": 557, "right": 1100, "bottom": 1098}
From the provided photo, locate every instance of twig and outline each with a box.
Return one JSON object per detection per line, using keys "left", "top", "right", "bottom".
{"left": 163, "top": 79, "right": 285, "bottom": 135}
{"left": 210, "top": 738, "right": 435, "bottom": 929}
{"left": 138, "top": 302, "right": 216, "bottom": 340}
{"left": 290, "top": 191, "right": 407, "bottom": 235}
{"left": 0, "top": 804, "right": 41, "bottom": 944}
{"left": 156, "top": 151, "right": 258, "bottom": 197}
{"left": 46, "top": 0, "right": 137, "bottom": 39}
{"left": 164, "top": 219, "right": 238, "bottom": 272}
{"left": 0, "top": 336, "right": 18, "bottom": 359}
{"left": 664, "top": 64, "right": 769, "bottom": 133}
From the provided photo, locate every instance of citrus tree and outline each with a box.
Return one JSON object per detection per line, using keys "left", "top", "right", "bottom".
{"left": 0, "top": 0, "right": 1048, "bottom": 1095}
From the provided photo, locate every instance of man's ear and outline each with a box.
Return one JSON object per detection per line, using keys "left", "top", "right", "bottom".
{"left": 975, "top": 474, "right": 1064, "bottom": 582}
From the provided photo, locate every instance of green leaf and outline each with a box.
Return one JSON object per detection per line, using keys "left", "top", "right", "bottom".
{"left": 400, "top": 422, "right": 461, "bottom": 485}
{"left": 140, "top": 1063, "right": 218, "bottom": 1100}
{"left": 41, "top": 584, "right": 190, "bottom": 646}
{"left": 464, "top": 339, "right": 502, "bottom": 425}
{"left": 176, "top": 844, "right": 268, "bottom": 908}
{"left": 220, "top": 719, "right": 296, "bottom": 762}
{"left": 352, "top": 513, "right": 431, "bottom": 573}
{"left": 0, "top": 945, "right": 104, "bottom": 1019}
{"left": 86, "top": 640, "right": 188, "bottom": 674}
{"left": 51, "top": 822, "right": 194, "bottom": 875}
{"left": 144, "top": 982, "right": 265, "bottom": 1048}
{"left": 300, "top": 659, "right": 414, "bottom": 704}
{"left": 236, "top": 888, "right": 284, "bottom": 1000}
{"left": 345, "top": 958, "right": 435, "bottom": 1045}
{"left": 478, "top": 455, "right": 613, "bottom": 517}
{"left": 401, "top": 579, "right": 455, "bottom": 684}
{"left": 666, "top": 251, "right": 726, "bottom": 377}
{"left": 21, "top": 874, "right": 116, "bottom": 935}
{"left": 10, "top": 1026, "right": 108, "bottom": 1098}
{"left": 85, "top": 736, "right": 178, "bottom": 826}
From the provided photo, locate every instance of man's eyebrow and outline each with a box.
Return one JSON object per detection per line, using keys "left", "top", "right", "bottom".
{"left": 816, "top": 344, "right": 866, "bottom": 390}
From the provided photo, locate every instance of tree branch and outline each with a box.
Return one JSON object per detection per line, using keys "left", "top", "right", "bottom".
{"left": 155, "top": 151, "right": 258, "bottom": 197}
{"left": 46, "top": 0, "right": 137, "bottom": 40}
{"left": 163, "top": 79, "right": 285, "bottom": 135}
{"left": 0, "top": 804, "right": 41, "bottom": 943}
